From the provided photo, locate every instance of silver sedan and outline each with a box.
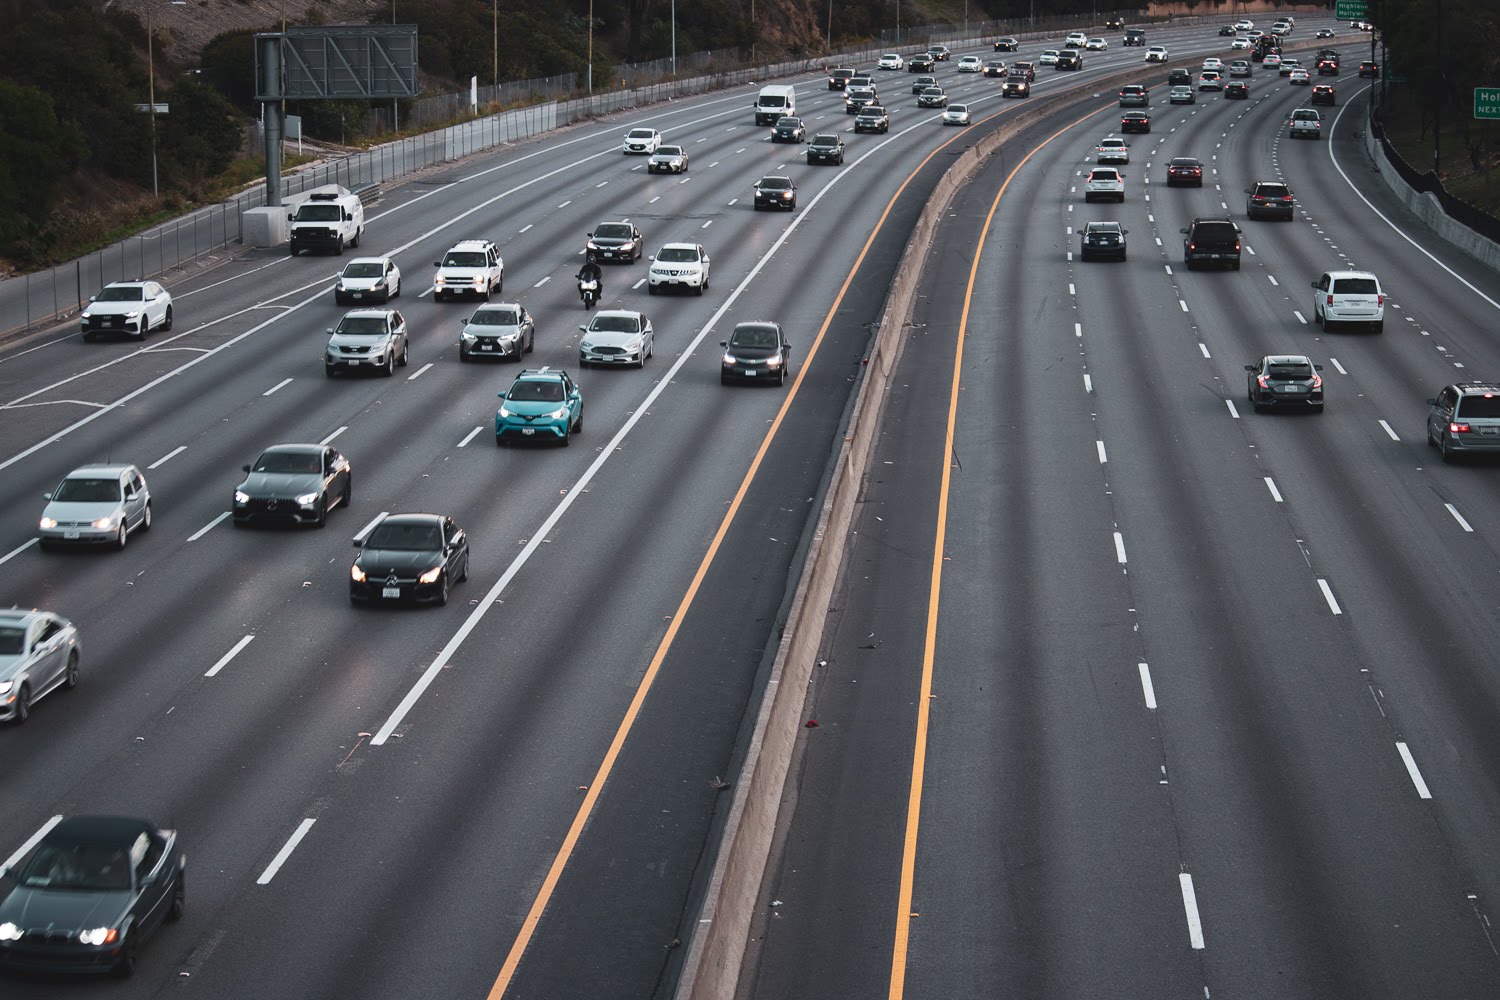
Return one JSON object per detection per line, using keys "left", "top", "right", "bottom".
{"left": 0, "top": 609, "right": 81, "bottom": 724}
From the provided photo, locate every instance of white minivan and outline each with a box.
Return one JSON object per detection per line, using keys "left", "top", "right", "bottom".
{"left": 1312, "top": 270, "right": 1385, "bottom": 332}
{"left": 754, "top": 84, "right": 797, "bottom": 125}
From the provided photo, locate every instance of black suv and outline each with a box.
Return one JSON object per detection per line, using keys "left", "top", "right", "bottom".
{"left": 806, "top": 133, "right": 845, "bottom": 165}
{"left": 1181, "top": 218, "right": 1242, "bottom": 270}
{"left": 1056, "top": 50, "right": 1083, "bottom": 70}
{"left": 771, "top": 116, "right": 806, "bottom": 143}
{"left": 827, "top": 67, "right": 855, "bottom": 90}
{"left": 1106, "top": 16, "right": 1125, "bottom": 30}
{"left": 1427, "top": 383, "right": 1500, "bottom": 462}
{"left": 908, "top": 53, "right": 935, "bottom": 72}
{"left": 1246, "top": 181, "right": 1294, "bottom": 220}
{"left": 1167, "top": 68, "right": 1192, "bottom": 86}
{"left": 855, "top": 105, "right": 890, "bottom": 133}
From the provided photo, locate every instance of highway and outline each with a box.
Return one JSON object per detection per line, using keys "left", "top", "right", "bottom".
{"left": 744, "top": 21, "right": 1500, "bottom": 1000}
{"left": 6, "top": 14, "right": 1488, "bottom": 1000}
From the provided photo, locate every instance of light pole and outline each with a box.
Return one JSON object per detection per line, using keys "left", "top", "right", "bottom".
{"left": 145, "top": 0, "right": 187, "bottom": 198}
{"left": 827, "top": 0, "right": 833, "bottom": 49}
{"left": 493, "top": 0, "right": 498, "bottom": 92}
{"left": 671, "top": 0, "right": 676, "bottom": 76}
{"left": 587, "top": 0, "right": 593, "bottom": 94}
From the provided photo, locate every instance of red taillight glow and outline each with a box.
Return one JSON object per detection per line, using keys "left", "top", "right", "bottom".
{"left": 1311, "top": 374, "right": 1322, "bottom": 389}
{"left": 1257, "top": 375, "right": 1270, "bottom": 388}
{"left": 1377, "top": 293, "right": 1385, "bottom": 305}
{"left": 1450, "top": 422, "right": 1471, "bottom": 434}
{"left": 1282, "top": 195, "right": 1293, "bottom": 201}
{"left": 1327, "top": 294, "right": 1335, "bottom": 305}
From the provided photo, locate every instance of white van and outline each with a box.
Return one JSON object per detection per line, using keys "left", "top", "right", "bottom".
{"left": 288, "top": 185, "right": 365, "bottom": 256}
{"left": 754, "top": 84, "right": 797, "bottom": 126}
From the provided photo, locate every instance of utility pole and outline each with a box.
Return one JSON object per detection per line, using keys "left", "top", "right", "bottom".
{"left": 146, "top": 1, "right": 187, "bottom": 198}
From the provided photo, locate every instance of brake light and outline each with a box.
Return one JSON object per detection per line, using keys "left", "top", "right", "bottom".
{"left": 1450, "top": 422, "right": 1471, "bottom": 434}
{"left": 1311, "top": 374, "right": 1322, "bottom": 389}
{"left": 1234, "top": 242, "right": 1241, "bottom": 251}
{"left": 1377, "top": 293, "right": 1385, "bottom": 306}
{"left": 1282, "top": 195, "right": 1293, "bottom": 201}
{"left": 1257, "top": 375, "right": 1270, "bottom": 388}
{"left": 1327, "top": 294, "right": 1335, "bottom": 305}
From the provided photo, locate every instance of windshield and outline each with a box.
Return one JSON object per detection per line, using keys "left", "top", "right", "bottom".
{"left": 730, "top": 326, "right": 779, "bottom": 349}
{"left": 658, "top": 248, "right": 699, "bottom": 263}
{"left": 366, "top": 522, "right": 442, "bottom": 550}
{"left": 253, "top": 451, "right": 320, "bottom": 474}
{"left": 0, "top": 626, "right": 23, "bottom": 655}
{"left": 96, "top": 286, "right": 144, "bottom": 302}
{"left": 19, "top": 842, "right": 133, "bottom": 892}
{"left": 1257, "top": 185, "right": 1289, "bottom": 196}
{"left": 336, "top": 316, "right": 390, "bottom": 336}
{"left": 342, "top": 262, "right": 384, "bottom": 278}
{"left": 472, "top": 308, "right": 520, "bottom": 325}
{"left": 627, "top": 129, "right": 655, "bottom": 139}
{"left": 443, "top": 252, "right": 488, "bottom": 267}
{"left": 655, "top": 146, "right": 682, "bottom": 156}
{"left": 1457, "top": 396, "right": 1500, "bottom": 418}
{"left": 295, "top": 204, "right": 341, "bottom": 221}
{"left": 508, "top": 380, "right": 566, "bottom": 403}
{"left": 776, "top": 118, "right": 801, "bottom": 128}
{"left": 594, "top": 225, "right": 633, "bottom": 240}
{"left": 590, "top": 314, "right": 642, "bottom": 333}
{"left": 758, "top": 178, "right": 791, "bottom": 191}
{"left": 53, "top": 478, "right": 120, "bottom": 503}
{"left": 811, "top": 136, "right": 838, "bottom": 146}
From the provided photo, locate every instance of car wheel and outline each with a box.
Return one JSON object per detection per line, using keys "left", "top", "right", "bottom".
{"left": 1120, "top": 251, "right": 1128, "bottom": 261}
{"left": 335, "top": 237, "right": 345, "bottom": 256}
{"left": 1232, "top": 260, "right": 1241, "bottom": 270}
{"left": 168, "top": 873, "right": 185, "bottom": 921}
{"left": 115, "top": 523, "right": 128, "bottom": 550}
{"left": 526, "top": 330, "right": 535, "bottom": 354}
{"left": 648, "top": 283, "right": 657, "bottom": 295}
{"left": 314, "top": 495, "right": 328, "bottom": 528}
{"left": 560, "top": 426, "right": 571, "bottom": 447}
{"left": 141, "top": 502, "right": 152, "bottom": 532}
{"left": 459, "top": 347, "right": 470, "bottom": 363}
{"left": 391, "top": 277, "right": 401, "bottom": 299}
{"left": 1252, "top": 400, "right": 1266, "bottom": 413}
{"left": 1427, "top": 424, "right": 1438, "bottom": 447}
{"left": 435, "top": 573, "right": 449, "bottom": 607}
{"left": 113, "top": 939, "right": 137, "bottom": 978}
{"left": 162, "top": 306, "right": 173, "bottom": 331}
{"left": 63, "top": 651, "right": 80, "bottom": 690}
{"left": 398, "top": 340, "right": 409, "bottom": 367}
{"left": 351, "top": 228, "right": 361, "bottom": 249}
{"left": 383, "top": 353, "right": 395, "bottom": 377}
{"left": 1372, "top": 321, "right": 1384, "bottom": 333}
{"left": 12, "top": 683, "right": 30, "bottom": 724}
{"left": 694, "top": 282, "right": 704, "bottom": 296}
{"left": 325, "top": 364, "right": 338, "bottom": 378}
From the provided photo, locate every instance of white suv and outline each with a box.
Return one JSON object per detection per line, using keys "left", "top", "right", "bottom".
{"left": 648, "top": 243, "right": 711, "bottom": 296}
{"left": 1312, "top": 271, "right": 1384, "bottom": 332}
{"left": 433, "top": 240, "right": 504, "bottom": 301}
{"left": 1084, "top": 167, "right": 1125, "bottom": 203}
{"left": 80, "top": 281, "right": 173, "bottom": 340}
{"left": 1065, "top": 31, "right": 1088, "bottom": 47}
{"left": 1145, "top": 45, "right": 1169, "bottom": 62}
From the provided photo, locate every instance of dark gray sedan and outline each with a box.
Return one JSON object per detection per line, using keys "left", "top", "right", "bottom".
{"left": 0, "top": 816, "right": 184, "bottom": 976}
{"left": 233, "top": 443, "right": 351, "bottom": 527}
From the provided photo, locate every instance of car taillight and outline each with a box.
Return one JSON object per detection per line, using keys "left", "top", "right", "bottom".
{"left": 1327, "top": 294, "right": 1335, "bottom": 305}
{"left": 1234, "top": 242, "right": 1241, "bottom": 251}
{"left": 1311, "top": 374, "right": 1322, "bottom": 389}
{"left": 1377, "top": 293, "right": 1385, "bottom": 305}
{"left": 1282, "top": 195, "right": 1293, "bottom": 201}
{"left": 1257, "top": 375, "right": 1270, "bottom": 388}
{"left": 1450, "top": 422, "right": 1471, "bottom": 434}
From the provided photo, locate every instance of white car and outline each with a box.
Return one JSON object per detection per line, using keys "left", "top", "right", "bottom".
{"left": 648, "top": 242, "right": 710, "bottom": 296}
{"left": 39, "top": 464, "right": 151, "bottom": 550}
{"left": 80, "top": 281, "right": 172, "bottom": 340}
{"left": 1145, "top": 45, "right": 1169, "bottom": 62}
{"left": 1263, "top": 53, "right": 1283, "bottom": 69}
{"left": 1288, "top": 107, "right": 1323, "bottom": 138}
{"left": 622, "top": 127, "right": 662, "bottom": 154}
{"left": 647, "top": 145, "right": 689, "bottom": 173}
{"left": 1065, "top": 31, "right": 1088, "bottom": 47}
{"left": 459, "top": 303, "right": 534, "bottom": 361}
{"left": 1096, "top": 138, "right": 1129, "bottom": 164}
{"left": 0, "top": 608, "right": 81, "bottom": 724}
{"left": 1040, "top": 49, "right": 1062, "bottom": 65}
{"left": 942, "top": 103, "right": 972, "bottom": 125}
{"left": 1085, "top": 37, "right": 1108, "bottom": 50}
{"left": 1231, "top": 36, "right": 1251, "bottom": 49}
{"left": 334, "top": 257, "right": 401, "bottom": 305}
{"left": 1202, "top": 57, "right": 1224, "bottom": 71}
{"left": 1313, "top": 271, "right": 1385, "bottom": 332}
{"left": 1084, "top": 167, "right": 1125, "bottom": 203}
{"left": 579, "top": 310, "right": 654, "bottom": 367}
{"left": 1234, "top": 18, "right": 1254, "bottom": 31}
{"left": 1289, "top": 68, "right": 1311, "bottom": 85}
{"left": 878, "top": 53, "right": 903, "bottom": 70}
{"left": 433, "top": 239, "right": 504, "bottom": 301}
{"left": 1198, "top": 70, "right": 1223, "bottom": 91}
{"left": 957, "top": 55, "right": 982, "bottom": 72}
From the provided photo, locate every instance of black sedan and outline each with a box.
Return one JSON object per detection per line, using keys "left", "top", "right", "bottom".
{"left": 721, "top": 322, "right": 792, "bottom": 385}
{"left": 753, "top": 176, "right": 797, "bottom": 211}
{"left": 584, "top": 221, "right": 643, "bottom": 263}
{"left": 1079, "top": 221, "right": 1128, "bottom": 261}
{"left": 1246, "top": 355, "right": 1325, "bottom": 413}
{"left": 0, "top": 816, "right": 184, "bottom": 977}
{"left": 770, "top": 116, "right": 806, "bottom": 143}
{"left": 994, "top": 36, "right": 1019, "bottom": 51}
{"left": 233, "top": 443, "right": 351, "bottom": 527}
{"left": 1120, "top": 111, "right": 1152, "bottom": 133}
{"left": 350, "top": 513, "right": 470, "bottom": 606}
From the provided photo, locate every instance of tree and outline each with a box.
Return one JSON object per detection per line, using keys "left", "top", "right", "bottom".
{"left": 0, "top": 80, "right": 86, "bottom": 257}
{"left": 159, "top": 79, "right": 245, "bottom": 192}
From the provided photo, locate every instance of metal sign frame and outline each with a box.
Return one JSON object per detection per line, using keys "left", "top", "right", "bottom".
{"left": 254, "top": 25, "right": 418, "bottom": 102}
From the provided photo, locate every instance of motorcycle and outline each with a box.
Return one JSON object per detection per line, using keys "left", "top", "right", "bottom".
{"left": 578, "top": 278, "right": 600, "bottom": 310}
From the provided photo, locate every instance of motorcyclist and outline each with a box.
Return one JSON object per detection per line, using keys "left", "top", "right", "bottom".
{"left": 576, "top": 259, "right": 602, "bottom": 291}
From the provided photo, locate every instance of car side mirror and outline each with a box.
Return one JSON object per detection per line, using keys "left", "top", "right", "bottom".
{"left": 433, "top": 262, "right": 442, "bottom": 268}
{"left": 326, "top": 328, "right": 335, "bottom": 335}
{"left": 88, "top": 295, "right": 98, "bottom": 303}
{"left": 1180, "top": 228, "right": 1190, "bottom": 235}
{"left": 579, "top": 325, "right": 588, "bottom": 333}
{"left": 648, "top": 256, "right": 656, "bottom": 262}
{"left": 124, "top": 490, "right": 135, "bottom": 501}
{"left": 1244, "top": 365, "right": 1258, "bottom": 371}
{"left": 43, "top": 493, "right": 52, "bottom": 501}
{"left": 352, "top": 538, "right": 363, "bottom": 549}
{"left": 702, "top": 257, "right": 710, "bottom": 264}
{"left": 1122, "top": 230, "right": 1130, "bottom": 235}
{"left": 1426, "top": 398, "right": 1437, "bottom": 406}
{"left": 242, "top": 464, "right": 251, "bottom": 472}
{"left": 720, "top": 340, "right": 728, "bottom": 347}
{"left": 570, "top": 390, "right": 580, "bottom": 399}
{"left": 344, "top": 211, "right": 353, "bottom": 221}
{"left": 1310, "top": 282, "right": 1319, "bottom": 288}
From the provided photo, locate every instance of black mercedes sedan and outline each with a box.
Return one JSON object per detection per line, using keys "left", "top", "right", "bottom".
{"left": 0, "top": 816, "right": 184, "bottom": 977}
{"left": 233, "top": 443, "right": 351, "bottom": 527}
{"left": 350, "top": 513, "right": 469, "bottom": 606}
{"left": 721, "top": 321, "right": 792, "bottom": 385}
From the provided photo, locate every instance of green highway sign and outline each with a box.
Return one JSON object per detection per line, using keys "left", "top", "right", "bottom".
{"left": 1335, "top": 0, "right": 1369, "bottom": 19}
{"left": 1477, "top": 87, "right": 1500, "bottom": 121}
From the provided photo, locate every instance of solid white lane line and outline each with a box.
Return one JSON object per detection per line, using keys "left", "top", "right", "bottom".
{"left": 1083, "top": 374, "right": 1093, "bottom": 393}
{"left": 1138, "top": 663, "right": 1157, "bottom": 710}
{"left": 1198, "top": 343, "right": 1210, "bottom": 358}
{"left": 188, "top": 512, "right": 230, "bottom": 542}
{"left": 632, "top": 278, "right": 647, "bottom": 289}
{"left": 1445, "top": 503, "right": 1474, "bottom": 532}
{"left": 407, "top": 362, "right": 434, "bottom": 381}
{"left": 1179, "top": 873, "right": 1206, "bottom": 949}
{"left": 519, "top": 224, "right": 533, "bottom": 233}
{"left": 1264, "top": 477, "right": 1283, "bottom": 503}
{"left": 1330, "top": 357, "right": 1347, "bottom": 375}
{"left": 534, "top": 275, "right": 552, "bottom": 288}
{"left": 148, "top": 446, "right": 186, "bottom": 469}
{"left": 1396, "top": 741, "right": 1433, "bottom": 799}
{"left": 1114, "top": 532, "right": 1127, "bottom": 564}
{"left": 320, "top": 426, "right": 348, "bottom": 446}
{"left": 263, "top": 378, "right": 293, "bottom": 396}
{"left": 0, "top": 538, "right": 38, "bottom": 566}
{"left": 1293, "top": 310, "right": 1307, "bottom": 324}
{"left": 257, "top": 818, "right": 316, "bottom": 885}
{"left": 205, "top": 635, "right": 256, "bottom": 678}
{"left": 1096, "top": 440, "right": 1107, "bottom": 463}
{"left": 354, "top": 512, "right": 387, "bottom": 543}
{"left": 1225, "top": 399, "right": 1239, "bottom": 419}
{"left": 1378, "top": 420, "right": 1400, "bottom": 442}
{"left": 1267, "top": 274, "right": 1279, "bottom": 286}
{"left": 3, "top": 816, "right": 63, "bottom": 873}
{"left": 457, "top": 426, "right": 483, "bottom": 448}
{"left": 1317, "top": 578, "right": 1343, "bottom": 615}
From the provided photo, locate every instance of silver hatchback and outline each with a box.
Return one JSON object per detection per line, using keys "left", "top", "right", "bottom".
{"left": 39, "top": 464, "right": 152, "bottom": 549}
{"left": 0, "top": 609, "right": 81, "bottom": 724}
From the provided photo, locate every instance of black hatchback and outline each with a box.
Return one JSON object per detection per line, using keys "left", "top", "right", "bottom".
{"left": 771, "top": 116, "right": 806, "bottom": 143}
{"left": 1246, "top": 355, "right": 1324, "bottom": 412}
{"left": 721, "top": 322, "right": 792, "bottom": 385}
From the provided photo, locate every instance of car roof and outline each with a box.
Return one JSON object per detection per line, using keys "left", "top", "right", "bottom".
{"left": 811, "top": 133, "right": 840, "bottom": 141}
{"left": 1325, "top": 269, "right": 1377, "bottom": 279}
{"left": 591, "top": 309, "right": 647, "bottom": 321}
{"left": 0, "top": 608, "right": 44, "bottom": 627}
{"left": 379, "top": 512, "right": 445, "bottom": 527}
{"left": 1085, "top": 221, "right": 1123, "bottom": 229}
{"left": 341, "top": 308, "right": 396, "bottom": 318}
{"left": 733, "top": 321, "right": 782, "bottom": 333}
{"left": 473, "top": 301, "right": 523, "bottom": 311}
{"left": 45, "top": 816, "right": 156, "bottom": 847}
{"left": 101, "top": 281, "right": 150, "bottom": 289}
{"left": 64, "top": 464, "right": 134, "bottom": 477}
{"left": 1452, "top": 382, "right": 1500, "bottom": 394}
{"left": 657, "top": 242, "right": 700, "bottom": 252}
{"left": 260, "top": 443, "right": 324, "bottom": 454}
{"left": 343, "top": 256, "right": 390, "bottom": 266}
{"left": 1265, "top": 355, "right": 1313, "bottom": 365}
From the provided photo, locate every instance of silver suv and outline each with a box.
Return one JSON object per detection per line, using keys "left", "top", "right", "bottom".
{"left": 326, "top": 309, "right": 410, "bottom": 377}
{"left": 433, "top": 240, "right": 504, "bottom": 301}
{"left": 1427, "top": 383, "right": 1500, "bottom": 462}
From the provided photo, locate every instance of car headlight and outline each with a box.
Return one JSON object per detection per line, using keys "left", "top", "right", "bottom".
{"left": 471, "top": 276, "right": 485, "bottom": 286}
{"left": 586, "top": 241, "right": 600, "bottom": 250}
{"left": 579, "top": 340, "right": 595, "bottom": 352}
{"left": 124, "top": 311, "right": 141, "bottom": 319}
{"left": 296, "top": 492, "right": 320, "bottom": 506}
{"left": 336, "top": 282, "right": 348, "bottom": 291}
{"left": 434, "top": 276, "right": 447, "bottom": 286}
{"left": 234, "top": 491, "right": 249, "bottom": 504}
{"left": 39, "top": 516, "right": 58, "bottom": 529}
{"left": 548, "top": 406, "right": 571, "bottom": 420}
{"left": 782, "top": 192, "right": 793, "bottom": 199}
{"left": 78, "top": 927, "right": 118, "bottom": 946}
{"left": 418, "top": 566, "right": 443, "bottom": 585}
{"left": 765, "top": 356, "right": 783, "bottom": 368}
{"left": 498, "top": 406, "right": 514, "bottom": 419}
{"left": 92, "top": 516, "right": 117, "bottom": 529}
{"left": 350, "top": 564, "right": 366, "bottom": 582}
{"left": 461, "top": 330, "right": 477, "bottom": 341}
{"left": 0, "top": 921, "right": 22, "bottom": 941}
{"left": 722, "top": 352, "right": 738, "bottom": 364}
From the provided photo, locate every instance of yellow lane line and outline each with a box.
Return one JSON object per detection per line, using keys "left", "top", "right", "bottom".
{"left": 886, "top": 102, "right": 1116, "bottom": 1000}
{"left": 483, "top": 88, "right": 1030, "bottom": 1000}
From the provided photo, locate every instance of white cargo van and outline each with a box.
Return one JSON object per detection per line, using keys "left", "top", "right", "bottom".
{"left": 288, "top": 185, "right": 365, "bottom": 256}
{"left": 754, "top": 84, "right": 797, "bottom": 126}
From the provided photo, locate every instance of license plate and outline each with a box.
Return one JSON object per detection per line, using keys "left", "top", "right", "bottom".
{"left": 745, "top": 370, "right": 757, "bottom": 376}
{"left": 1276, "top": 385, "right": 1302, "bottom": 393}
{"left": 522, "top": 427, "right": 535, "bottom": 435}
{"left": 480, "top": 344, "right": 493, "bottom": 351}
{"left": 381, "top": 587, "right": 400, "bottom": 599}
{"left": 352, "top": 292, "right": 363, "bottom": 299}
{"left": 1482, "top": 427, "right": 1499, "bottom": 436}
{"left": 348, "top": 359, "right": 361, "bottom": 365}
{"left": 64, "top": 530, "right": 80, "bottom": 539}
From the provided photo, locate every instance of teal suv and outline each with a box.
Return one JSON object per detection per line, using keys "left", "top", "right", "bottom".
{"left": 495, "top": 368, "right": 583, "bottom": 446}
